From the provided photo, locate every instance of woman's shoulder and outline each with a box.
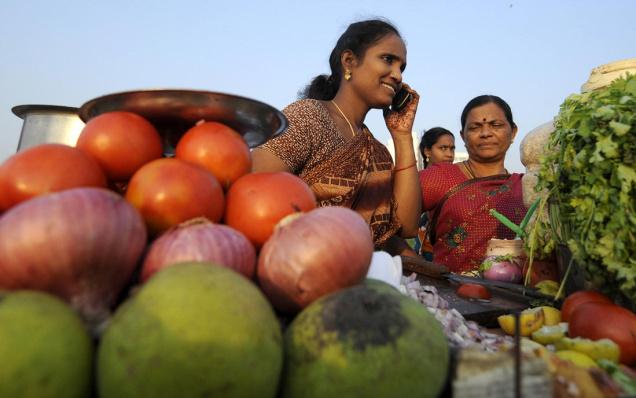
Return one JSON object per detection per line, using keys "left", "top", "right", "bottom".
{"left": 283, "top": 98, "right": 327, "bottom": 116}
{"left": 419, "top": 163, "right": 463, "bottom": 180}
{"left": 282, "top": 98, "right": 337, "bottom": 140}
{"left": 508, "top": 172, "right": 524, "bottom": 191}
{"left": 419, "top": 163, "right": 465, "bottom": 209}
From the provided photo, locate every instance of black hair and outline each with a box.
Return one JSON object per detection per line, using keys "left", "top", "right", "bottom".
{"left": 460, "top": 95, "right": 516, "bottom": 131}
{"left": 419, "top": 127, "right": 454, "bottom": 168}
{"left": 300, "top": 19, "right": 401, "bottom": 100}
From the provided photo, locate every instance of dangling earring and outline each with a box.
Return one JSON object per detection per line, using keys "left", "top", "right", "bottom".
{"left": 425, "top": 156, "right": 430, "bottom": 163}
{"left": 344, "top": 70, "right": 352, "bottom": 81}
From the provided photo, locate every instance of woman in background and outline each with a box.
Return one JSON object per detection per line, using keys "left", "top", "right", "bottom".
{"left": 419, "top": 95, "right": 525, "bottom": 272}
{"left": 252, "top": 19, "right": 421, "bottom": 252}
{"left": 414, "top": 127, "right": 455, "bottom": 259}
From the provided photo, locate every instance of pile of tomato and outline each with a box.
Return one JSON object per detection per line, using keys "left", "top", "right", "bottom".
{"left": 0, "top": 111, "right": 316, "bottom": 246}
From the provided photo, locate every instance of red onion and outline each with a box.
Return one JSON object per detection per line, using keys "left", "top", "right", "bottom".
{"left": 257, "top": 206, "right": 374, "bottom": 313}
{"left": 0, "top": 187, "right": 146, "bottom": 330}
{"left": 481, "top": 255, "right": 523, "bottom": 283}
{"left": 141, "top": 218, "right": 256, "bottom": 282}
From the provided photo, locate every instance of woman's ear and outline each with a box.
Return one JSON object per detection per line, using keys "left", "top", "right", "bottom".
{"left": 459, "top": 130, "right": 466, "bottom": 143}
{"left": 511, "top": 125, "right": 518, "bottom": 142}
{"left": 423, "top": 147, "right": 432, "bottom": 159}
{"left": 340, "top": 50, "right": 357, "bottom": 72}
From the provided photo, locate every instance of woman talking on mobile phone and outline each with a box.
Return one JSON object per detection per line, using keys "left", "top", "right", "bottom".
{"left": 252, "top": 20, "right": 421, "bottom": 252}
{"left": 251, "top": 19, "right": 421, "bottom": 252}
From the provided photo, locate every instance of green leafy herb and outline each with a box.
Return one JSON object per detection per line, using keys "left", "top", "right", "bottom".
{"left": 532, "top": 74, "right": 636, "bottom": 303}
{"left": 489, "top": 198, "right": 540, "bottom": 239}
{"left": 598, "top": 359, "right": 636, "bottom": 396}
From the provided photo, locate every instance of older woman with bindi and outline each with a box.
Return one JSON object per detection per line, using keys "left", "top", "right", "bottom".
{"left": 419, "top": 95, "right": 526, "bottom": 272}
{"left": 252, "top": 19, "right": 421, "bottom": 252}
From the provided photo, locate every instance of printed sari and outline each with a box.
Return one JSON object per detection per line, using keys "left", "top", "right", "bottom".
{"left": 260, "top": 99, "right": 400, "bottom": 247}
{"left": 419, "top": 163, "right": 525, "bottom": 273}
{"left": 300, "top": 129, "right": 399, "bottom": 246}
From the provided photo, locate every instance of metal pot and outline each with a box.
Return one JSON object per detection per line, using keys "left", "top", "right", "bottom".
{"left": 12, "top": 105, "right": 85, "bottom": 151}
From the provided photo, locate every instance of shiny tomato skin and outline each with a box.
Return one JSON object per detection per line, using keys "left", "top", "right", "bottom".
{"left": 457, "top": 283, "right": 492, "bottom": 300}
{"left": 77, "top": 111, "right": 163, "bottom": 182}
{"left": 175, "top": 121, "right": 251, "bottom": 190}
{"left": 0, "top": 143, "right": 107, "bottom": 211}
{"left": 561, "top": 290, "right": 613, "bottom": 322}
{"left": 568, "top": 301, "right": 636, "bottom": 366}
{"left": 125, "top": 158, "right": 224, "bottom": 236}
{"left": 224, "top": 172, "right": 316, "bottom": 248}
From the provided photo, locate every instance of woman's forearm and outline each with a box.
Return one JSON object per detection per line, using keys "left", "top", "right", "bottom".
{"left": 392, "top": 134, "right": 421, "bottom": 237}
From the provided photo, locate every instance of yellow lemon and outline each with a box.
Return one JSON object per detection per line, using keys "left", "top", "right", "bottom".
{"left": 555, "top": 350, "right": 599, "bottom": 369}
{"left": 555, "top": 337, "right": 620, "bottom": 363}
{"left": 497, "top": 307, "right": 545, "bottom": 337}
{"left": 540, "top": 306, "right": 562, "bottom": 326}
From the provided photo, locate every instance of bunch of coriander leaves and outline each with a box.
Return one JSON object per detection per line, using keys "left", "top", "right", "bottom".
{"left": 534, "top": 74, "right": 636, "bottom": 305}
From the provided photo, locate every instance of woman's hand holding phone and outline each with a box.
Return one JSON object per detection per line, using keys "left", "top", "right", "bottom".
{"left": 391, "top": 87, "right": 413, "bottom": 112}
{"left": 384, "top": 83, "right": 419, "bottom": 139}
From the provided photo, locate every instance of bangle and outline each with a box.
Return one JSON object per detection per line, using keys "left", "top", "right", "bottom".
{"left": 393, "top": 162, "right": 417, "bottom": 173}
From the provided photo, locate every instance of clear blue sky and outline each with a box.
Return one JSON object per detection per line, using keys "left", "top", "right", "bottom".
{"left": 1, "top": 0, "right": 634, "bottom": 172}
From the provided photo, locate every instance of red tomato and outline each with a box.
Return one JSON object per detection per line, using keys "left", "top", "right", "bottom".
{"left": 0, "top": 144, "right": 107, "bottom": 211}
{"left": 224, "top": 172, "right": 316, "bottom": 248}
{"left": 561, "top": 290, "right": 613, "bottom": 322}
{"left": 569, "top": 301, "right": 636, "bottom": 366}
{"left": 456, "top": 283, "right": 492, "bottom": 300}
{"left": 77, "top": 111, "right": 163, "bottom": 182}
{"left": 125, "top": 158, "right": 224, "bottom": 236}
{"left": 175, "top": 121, "right": 251, "bottom": 190}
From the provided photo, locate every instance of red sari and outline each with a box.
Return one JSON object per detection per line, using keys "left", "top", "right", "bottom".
{"left": 419, "top": 163, "right": 525, "bottom": 273}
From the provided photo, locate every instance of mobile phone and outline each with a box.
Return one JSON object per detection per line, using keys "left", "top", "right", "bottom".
{"left": 390, "top": 87, "right": 412, "bottom": 112}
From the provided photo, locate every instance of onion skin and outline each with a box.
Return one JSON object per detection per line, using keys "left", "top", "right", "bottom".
{"left": 141, "top": 218, "right": 256, "bottom": 282}
{"left": 0, "top": 188, "right": 147, "bottom": 330}
{"left": 482, "top": 257, "right": 523, "bottom": 283}
{"left": 257, "top": 206, "right": 374, "bottom": 314}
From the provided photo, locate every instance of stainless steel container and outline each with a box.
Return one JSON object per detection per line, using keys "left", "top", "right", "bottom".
{"left": 12, "top": 105, "right": 85, "bottom": 151}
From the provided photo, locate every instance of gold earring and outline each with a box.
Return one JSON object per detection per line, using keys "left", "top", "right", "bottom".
{"left": 344, "top": 70, "right": 352, "bottom": 81}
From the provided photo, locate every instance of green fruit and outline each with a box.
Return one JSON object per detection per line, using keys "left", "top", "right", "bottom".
{"left": 535, "top": 280, "right": 560, "bottom": 297}
{"left": 98, "top": 263, "right": 283, "bottom": 398}
{"left": 531, "top": 324, "right": 567, "bottom": 345}
{"left": 281, "top": 280, "right": 449, "bottom": 398}
{"left": 0, "top": 290, "right": 93, "bottom": 398}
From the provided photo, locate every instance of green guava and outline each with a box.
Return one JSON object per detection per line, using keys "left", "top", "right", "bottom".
{"left": 281, "top": 279, "right": 450, "bottom": 398}
{"left": 97, "top": 262, "right": 283, "bottom": 398}
{"left": 0, "top": 290, "right": 93, "bottom": 398}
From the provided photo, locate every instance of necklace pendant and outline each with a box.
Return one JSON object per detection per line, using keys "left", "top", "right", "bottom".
{"left": 331, "top": 100, "right": 357, "bottom": 138}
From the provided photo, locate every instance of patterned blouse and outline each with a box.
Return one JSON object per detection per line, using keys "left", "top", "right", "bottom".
{"left": 419, "top": 163, "right": 525, "bottom": 272}
{"left": 259, "top": 99, "right": 400, "bottom": 246}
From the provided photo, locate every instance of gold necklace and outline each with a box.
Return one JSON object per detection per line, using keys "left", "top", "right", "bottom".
{"left": 463, "top": 160, "right": 477, "bottom": 178}
{"left": 331, "top": 100, "right": 357, "bottom": 137}
{"left": 463, "top": 160, "right": 509, "bottom": 178}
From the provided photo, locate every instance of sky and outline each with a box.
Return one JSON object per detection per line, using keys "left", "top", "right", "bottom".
{"left": 1, "top": 0, "right": 634, "bottom": 172}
